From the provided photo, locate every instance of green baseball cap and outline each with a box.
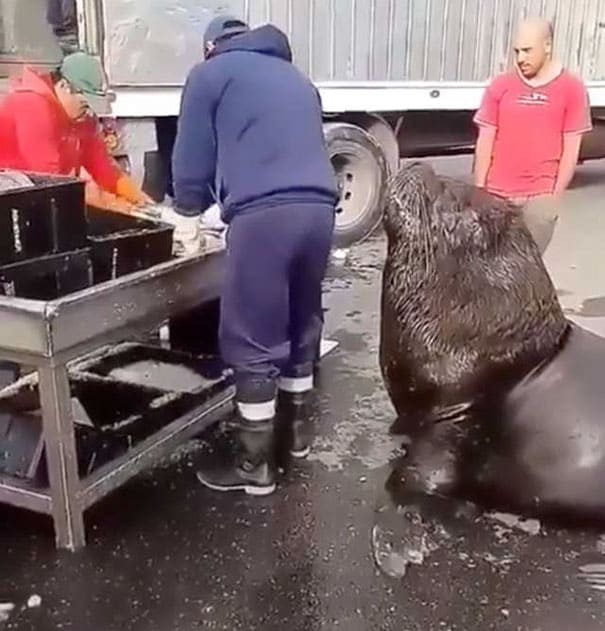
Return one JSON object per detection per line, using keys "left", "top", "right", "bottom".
{"left": 60, "top": 52, "right": 114, "bottom": 116}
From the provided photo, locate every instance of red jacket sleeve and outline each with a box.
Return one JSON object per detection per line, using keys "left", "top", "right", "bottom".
{"left": 13, "top": 94, "right": 62, "bottom": 173}
{"left": 78, "top": 119, "right": 120, "bottom": 193}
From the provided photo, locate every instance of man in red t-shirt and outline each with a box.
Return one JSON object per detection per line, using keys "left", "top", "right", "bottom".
{"left": 473, "top": 17, "right": 591, "bottom": 254}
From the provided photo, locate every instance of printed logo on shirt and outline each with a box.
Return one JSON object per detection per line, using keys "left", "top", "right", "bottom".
{"left": 517, "top": 91, "right": 549, "bottom": 106}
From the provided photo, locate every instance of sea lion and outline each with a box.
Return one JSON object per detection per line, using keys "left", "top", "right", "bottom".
{"left": 380, "top": 161, "right": 567, "bottom": 435}
{"left": 380, "top": 161, "right": 605, "bottom": 519}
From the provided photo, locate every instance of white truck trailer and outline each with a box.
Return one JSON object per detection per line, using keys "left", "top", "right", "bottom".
{"left": 2, "top": 0, "right": 605, "bottom": 246}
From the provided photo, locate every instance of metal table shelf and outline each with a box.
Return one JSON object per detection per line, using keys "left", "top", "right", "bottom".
{"left": 0, "top": 250, "right": 232, "bottom": 551}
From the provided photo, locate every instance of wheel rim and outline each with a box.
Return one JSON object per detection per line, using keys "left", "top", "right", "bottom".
{"left": 330, "top": 152, "right": 378, "bottom": 231}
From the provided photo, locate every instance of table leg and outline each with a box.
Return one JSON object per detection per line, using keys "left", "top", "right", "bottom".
{"left": 38, "top": 364, "right": 86, "bottom": 550}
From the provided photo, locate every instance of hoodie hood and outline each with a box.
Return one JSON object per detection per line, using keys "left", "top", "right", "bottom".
{"left": 211, "top": 24, "right": 292, "bottom": 62}
{"left": 12, "top": 67, "right": 56, "bottom": 99}
{"left": 10, "top": 67, "right": 72, "bottom": 123}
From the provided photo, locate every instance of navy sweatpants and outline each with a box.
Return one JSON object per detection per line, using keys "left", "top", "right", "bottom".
{"left": 219, "top": 202, "right": 334, "bottom": 406}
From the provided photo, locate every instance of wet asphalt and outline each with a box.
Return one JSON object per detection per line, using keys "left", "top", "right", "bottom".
{"left": 3, "top": 161, "right": 605, "bottom": 629}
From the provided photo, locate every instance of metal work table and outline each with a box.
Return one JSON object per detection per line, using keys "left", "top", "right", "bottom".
{"left": 0, "top": 250, "right": 233, "bottom": 551}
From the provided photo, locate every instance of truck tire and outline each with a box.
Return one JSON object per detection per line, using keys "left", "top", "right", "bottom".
{"left": 323, "top": 122, "right": 389, "bottom": 248}
{"left": 343, "top": 113, "right": 400, "bottom": 174}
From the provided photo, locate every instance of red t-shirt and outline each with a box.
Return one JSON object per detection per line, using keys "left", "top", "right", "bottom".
{"left": 474, "top": 69, "right": 592, "bottom": 198}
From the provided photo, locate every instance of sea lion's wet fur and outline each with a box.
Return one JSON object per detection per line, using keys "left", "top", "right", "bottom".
{"left": 380, "top": 161, "right": 568, "bottom": 435}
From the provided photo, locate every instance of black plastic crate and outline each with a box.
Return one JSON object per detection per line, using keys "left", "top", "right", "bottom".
{"left": 0, "top": 373, "right": 165, "bottom": 481}
{"left": 0, "top": 248, "right": 93, "bottom": 301}
{"left": 0, "top": 173, "right": 87, "bottom": 265}
{"left": 0, "top": 362, "right": 230, "bottom": 483}
{"left": 85, "top": 207, "right": 174, "bottom": 283}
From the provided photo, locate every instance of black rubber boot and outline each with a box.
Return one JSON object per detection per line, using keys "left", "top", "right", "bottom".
{"left": 277, "top": 392, "right": 312, "bottom": 459}
{"left": 196, "top": 417, "right": 276, "bottom": 496}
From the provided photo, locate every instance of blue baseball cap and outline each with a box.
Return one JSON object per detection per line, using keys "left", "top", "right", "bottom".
{"left": 203, "top": 14, "right": 249, "bottom": 48}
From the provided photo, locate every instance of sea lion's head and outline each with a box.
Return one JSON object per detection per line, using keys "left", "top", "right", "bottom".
{"left": 383, "top": 161, "right": 536, "bottom": 267}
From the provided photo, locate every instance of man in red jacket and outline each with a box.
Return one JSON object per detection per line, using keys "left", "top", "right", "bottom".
{"left": 0, "top": 52, "right": 151, "bottom": 212}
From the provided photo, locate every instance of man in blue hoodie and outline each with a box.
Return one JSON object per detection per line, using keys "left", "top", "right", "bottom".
{"left": 171, "top": 16, "right": 337, "bottom": 496}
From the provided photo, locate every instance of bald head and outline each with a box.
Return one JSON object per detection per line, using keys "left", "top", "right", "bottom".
{"left": 513, "top": 17, "right": 554, "bottom": 79}
{"left": 516, "top": 17, "right": 553, "bottom": 42}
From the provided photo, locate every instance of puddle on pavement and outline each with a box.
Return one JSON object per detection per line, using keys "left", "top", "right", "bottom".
{"left": 562, "top": 295, "right": 605, "bottom": 318}
{"left": 371, "top": 502, "right": 452, "bottom": 579}
{"left": 577, "top": 296, "right": 605, "bottom": 318}
{"left": 308, "top": 393, "right": 402, "bottom": 472}
{"left": 370, "top": 451, "right": 605, "bottom": 594}
{"left": 371, "top": 477, "right": 495, "bottom": 581}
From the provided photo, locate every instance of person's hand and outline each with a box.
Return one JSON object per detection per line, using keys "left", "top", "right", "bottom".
{"left": 115, "top": 174, "right": 154, "bottom": 207}
{"left": 551, "top": 191, "right": 564, "bottom": 205}
{"left": 536, "top": 192, "right": 563, "bottom": 210}
{"left": 157, "top": 205, "right": 203, "bottom": 256}
{"left": 107, "top": 197, "right": 138, "bottom": 214}
{"left": 129, "top": 204, "right": 162, "bottom": 221}
{"left": 136, "top": 190, "right": 156, "bottom": 206}
{"left": 199, "top": 226, "right": 226, "bottom": 252}
{"left": 85, "top": 181, "right": 137, "bottom": 214}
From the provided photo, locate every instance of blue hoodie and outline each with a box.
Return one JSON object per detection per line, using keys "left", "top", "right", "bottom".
{"left": 172, "top": 25, "right": 338, "bottom": 222}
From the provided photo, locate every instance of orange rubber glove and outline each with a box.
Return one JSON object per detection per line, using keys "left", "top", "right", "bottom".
{"left": 85, "top": 181, "right": 137, "bottom": 215}
{"left": 115, "top": 174, "right": 155, "bottom": 206}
